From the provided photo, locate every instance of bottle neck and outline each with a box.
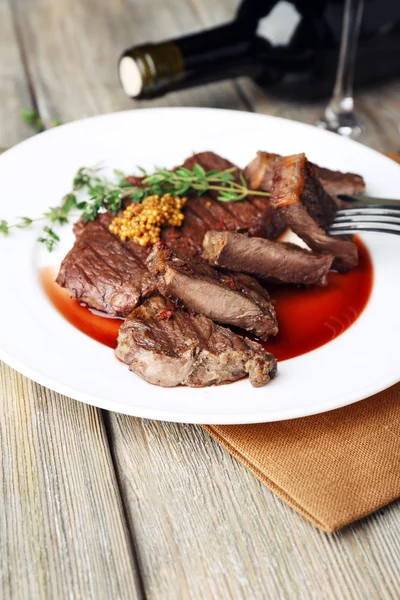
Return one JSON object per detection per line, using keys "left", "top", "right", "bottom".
{"left": 119, "top": 23, "right": 280, "bottom": 99}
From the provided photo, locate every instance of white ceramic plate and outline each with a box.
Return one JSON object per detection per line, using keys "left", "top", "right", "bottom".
{"left": 0, "top": 108, "right": 399, "bottom": 424}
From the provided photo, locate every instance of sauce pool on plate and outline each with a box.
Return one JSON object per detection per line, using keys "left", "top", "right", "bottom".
{"left": 40, "top": 237, "right": 373, "bottom": 361}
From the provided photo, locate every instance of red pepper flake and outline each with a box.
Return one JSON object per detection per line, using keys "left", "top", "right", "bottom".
{"left": 181, "top": 263, "right": 194, "bottom": 273}
{"left": 157, "top": 309, "right": 174, "bottom": 321}
{"left": 224, "top": 277, "right": 236, "bottom": 289}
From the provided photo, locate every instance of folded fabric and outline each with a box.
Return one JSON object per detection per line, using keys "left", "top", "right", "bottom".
{"left": 203, "top": 383, "right": 400, "bottom": 532}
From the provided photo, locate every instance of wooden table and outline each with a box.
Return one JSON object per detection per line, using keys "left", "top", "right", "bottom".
{"left": 1, "top": 1, "right": 400, "bottom": 598}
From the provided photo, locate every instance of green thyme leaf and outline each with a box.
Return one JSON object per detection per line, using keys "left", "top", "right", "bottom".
{"left": 114, "top": 169, "right": 127, "bottom": 181}
{"left": 16, "top": 217, "right": 33, "bottom": 228}
{"left": 22, "top": 108, "right": 44, "bottom": 133}
{"left": 50, "top": 116, "right": 62, "bottom": 127}
{"left": 60, "top": 193, "right": 77, "bottom": 213}
{"left": 193, "top": 164, "right": 206, "bottom": 179}
{"left": 0, "top": 220, "right": 9, "bottom": 236}
{"left": 43, "top": 226, "right": 60, "bottom": 241}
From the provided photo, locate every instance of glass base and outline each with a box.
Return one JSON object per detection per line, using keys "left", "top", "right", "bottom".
{"left": 317, "top": 109, "right": 363, "bottom": 138}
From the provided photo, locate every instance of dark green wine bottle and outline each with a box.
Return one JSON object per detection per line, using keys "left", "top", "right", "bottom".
{"left": 119, "top": 0, "right": 400, "bottom": 101}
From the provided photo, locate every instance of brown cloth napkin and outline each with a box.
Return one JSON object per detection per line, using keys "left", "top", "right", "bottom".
{"left": 203, "top": 383, "right": 400, "bottom": 532}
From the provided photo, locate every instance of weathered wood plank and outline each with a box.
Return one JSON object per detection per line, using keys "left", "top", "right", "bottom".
{"left": 107, "top": 414, "right": 400, "bottom": 600}
{"left": 0, "top": 365, "right": 143, "bottom": 600}
{"left": 0, "top": 0, "right": 32, "bottom": 147}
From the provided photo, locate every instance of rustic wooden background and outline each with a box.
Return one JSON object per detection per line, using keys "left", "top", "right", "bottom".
{"left": 1, "top": 0, "right": 400, "bottom": 598}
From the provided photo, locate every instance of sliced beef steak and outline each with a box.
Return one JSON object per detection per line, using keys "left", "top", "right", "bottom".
{"left": 147, "top": 244, "right": 278, "bottom": 340}
{"left": 270, "top": 153, "right": 338, "bottom": 227}
{"left": 203, "top": 231, "right": 333, "bottom": 286}
{"left": 244, "top": 151, "right": 366, "bottom": 199}
{"left": 315, "top": 166, "right": 366, "bottom": 198}
{"left": 160, "top": 152, "right": 286, "bottom": 256}
{"left": 185, "top": 152, "right": 287, "bottom": 239}
{"left": 244, "top": 151, "right": 280, "bottom": 192}
{"left": 270, "top": 154, "right": 358, "bottom": 272}
{"left": 116, "top": 294, "right": 277, "bottom": 388}
{"left": 56, "top": 220, "right": 156, "bottom": 316}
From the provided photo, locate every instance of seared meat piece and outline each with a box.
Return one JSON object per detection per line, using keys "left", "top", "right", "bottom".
{"left": 147, "top": 244, "right": 278, "bottom": 340}
{"left": 116, "top": 294, "right": 277, "bottom": 388}
{"left": 185, "top": 151, "right": 287, "bottom": 238}
{"left": 244, "top": 151, "right": 280, "bottom": 192}
{"left": 203, "top": 231, "right": 333, "bottom": 286}
{"left": 315, "top": 166, "right": 366, "bottom": 198}
{"left": 270, "top": 154, "right": 358, "bottom": 272}
{"left": 270, "top": 153, "right": 338, "bottom": 227}
{"left": 56, "top": 220, "right": 156, "bottom": 316}
{"left": 160, "top": 152, "right": 286, "bottom": 256}
{"left": 161, "top": 204, "right": 208, "bottom": 258}
{"left": 244, "top": 151, "right": 366, "bottom": 199}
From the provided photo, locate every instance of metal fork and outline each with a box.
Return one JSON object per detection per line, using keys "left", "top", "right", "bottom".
{"left": 328, "top": 195, "right": 400, "bottom": 236}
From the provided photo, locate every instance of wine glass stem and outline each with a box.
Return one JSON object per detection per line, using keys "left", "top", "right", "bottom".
{"left": 323, "top": 0, "right": 364, "bottom": 132}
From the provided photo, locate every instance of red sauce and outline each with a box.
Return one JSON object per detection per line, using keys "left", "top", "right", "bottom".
{"left": 40, "top": 268, "right": 121, "bottom": 348}
{"left": 262, "top": 238, "right": 373, "bottom": 360}
{"left": 40, "top": 237, "right": 373, "bottom": 361}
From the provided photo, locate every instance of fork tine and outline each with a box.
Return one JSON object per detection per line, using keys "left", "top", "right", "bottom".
{"left": 329, "top": 222, "right": 400, "bottom": 236}
{"left": 337, "top": 206, "right": 400, "bottom": 217}
{"left": 334, "top": 214, "right": 400, "bottom": 225}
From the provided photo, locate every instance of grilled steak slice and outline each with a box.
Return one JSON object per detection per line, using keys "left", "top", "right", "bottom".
{"left": 271, "top": 153, "right": 338, "bottom": 227}
{"left": 203, "top": 231, "right": 333, "bottom": 286}
{"left": 116, "top": 295, "right": 277, "bottom": 388}
{"left": 244, "top": 151, "right": 366, "bottom": 198}
{"left": 147, "top": 244, "right": 278, "bottom": 340}
{"left": 270, "top": 154, "right": 358, "bottom": 272}
{"left": 315, "top": 166, "right": 366, "bottom": 198}
{"left": 244, "top": 151, "right": 280, "bottom": 192}
{"left": 186, "top": 152, "right": 287, "bottom": 238}
{"left": 160, "top": 151, "right": 286, "bottom": 254}
{"left": 56, "top": 220, "right": 156, "bottom": 316}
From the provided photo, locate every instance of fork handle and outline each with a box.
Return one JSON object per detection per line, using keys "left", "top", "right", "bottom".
{"left": 340, "top": 194, "right": 400, "bottom": 207}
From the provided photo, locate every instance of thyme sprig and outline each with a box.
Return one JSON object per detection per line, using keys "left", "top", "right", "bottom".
{"left": 22, "top": 108, "right": 62, "bottom": 133}
{"left": 142, "top": 165, "right": 271, "bottom": 202}
{"left": 0, "top": 163, "right": 270, "bottom": 251}
{"left": 0, "top": 192, "right": 82, "bottom": 250}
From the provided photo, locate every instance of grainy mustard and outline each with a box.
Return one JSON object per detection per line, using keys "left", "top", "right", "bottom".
{"left": 109, "top": 193, "right": 187, "bottom": 246}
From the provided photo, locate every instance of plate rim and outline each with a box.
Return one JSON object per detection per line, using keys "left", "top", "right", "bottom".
{"left": 1, "top": 344, "right": 399, "bottom": 424}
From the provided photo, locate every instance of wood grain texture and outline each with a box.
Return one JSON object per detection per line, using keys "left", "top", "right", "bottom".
{"left": 2, "top": 0, "right": 400, "bottom": 598}
{"left": 0, "top": 0, "right": 33, "bottom": 147}
{"left": 107, "top": 414, "right": 400, "bottom": 600}
{"left": 0, "top": 365, "right": 143, "bottom": 599}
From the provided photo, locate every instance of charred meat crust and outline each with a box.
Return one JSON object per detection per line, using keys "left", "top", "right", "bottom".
{"left": 146, "top": 244, "right": 278, "bottom": 340}
{"left": 164, "top": 151, "right": 287, "bottom": 245}
{"left": 270, "top": 153, "right": 338, "bottom": 228}
{"left": 202, "top": 231, "right": 334, "bottom": 286}
{"left": 244, "top": 151, "right": 366, "bottom": 199}
{"left": 270, "top": 154, "right": 358, "bottom": 272}
{"left": 115, "top": 294, "right": 277, "bottom": 388}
